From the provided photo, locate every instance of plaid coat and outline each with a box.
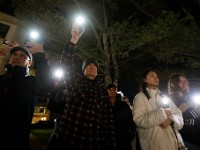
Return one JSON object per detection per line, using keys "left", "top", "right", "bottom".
{"left": 53, "top": 42, "right": 116, "bottom": 149}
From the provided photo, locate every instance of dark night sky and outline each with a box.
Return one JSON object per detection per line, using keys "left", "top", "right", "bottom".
{"left": 1, "top": 0, "right": 200, "bottom": 101}
{"left": 1, "top": 0, "right": 200, "bottom": 19}
{"left": 0, "top": 0, "right": 15, "bottom": 16}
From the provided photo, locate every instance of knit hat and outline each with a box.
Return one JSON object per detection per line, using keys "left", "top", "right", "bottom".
{"left": 10, "top": 46, "right": 32, "bottom": 60}
{"left": 82, "top": 59, "right": 98, "bottom": 71}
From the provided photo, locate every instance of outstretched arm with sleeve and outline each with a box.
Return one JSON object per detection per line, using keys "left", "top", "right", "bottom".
{"left": 47, "top": 26, "right": 84, "bottom": 112}
{"left": 26, "top": 42, "right": 54, "bottom": 95}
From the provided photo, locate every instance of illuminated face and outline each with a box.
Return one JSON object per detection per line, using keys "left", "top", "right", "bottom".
{"left": 179, "top": 76, "right": 189, "bottom": 92}
{"left": 84, "top": 63, "right": 97, "bottom": 80}
{"left": 107, "top": 87, "right": 117, "bottom": 105}
{"left": 144, "top": 71, "right": 159, "bottom": 89}
{"left": 9, "top": 50, "right": 32, "bottom": 67}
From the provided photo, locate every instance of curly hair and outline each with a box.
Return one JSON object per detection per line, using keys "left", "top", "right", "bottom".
{"left": 168, "top": 73, "right": 189, "bottom": 95}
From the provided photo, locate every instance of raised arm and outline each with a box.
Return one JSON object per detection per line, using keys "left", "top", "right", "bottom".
{"left": 27, "top": 42, "right": 54, "bottom": 94}
{"left": 61, "top": 24, "right": 84, "bottom": 78}
{"left": 47, "top": 25, "right": 84, "bottom": 112}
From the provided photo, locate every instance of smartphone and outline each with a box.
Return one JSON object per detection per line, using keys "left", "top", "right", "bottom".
{"left": 3, "top": 39, "right": 9, "bottom": 45}
{"left": 24, "top": 38, "right": 42, "bottom": 49}
{"left": 72, "top": 23, "right": 85, "bottom": 34}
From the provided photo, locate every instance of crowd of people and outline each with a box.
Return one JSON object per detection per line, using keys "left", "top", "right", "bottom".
{"left": 133, "top": 70, "right": 186, "bottom": 150}
{"left": 0, "top": 23, "right": 200, "bottom": 150}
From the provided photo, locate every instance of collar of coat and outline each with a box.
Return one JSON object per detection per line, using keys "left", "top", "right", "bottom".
{"left": 146, "top": 87, "right": 162, "bottom": 97}
{"left": 5, "top": 64, "right": 30, "bottom": 77}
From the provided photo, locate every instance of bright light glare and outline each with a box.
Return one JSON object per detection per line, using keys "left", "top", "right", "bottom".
{"left": 162, "top": 96, "right": 170, "bottom": 105}
{"left": 54, "top": 69, "right": 63, "bottom": 78}
{"left": 75, "top": 16, "right": 85, "bottom": 25}
{"left": 40, "top": 117, "right": 47, "bottom": 121}
{"left": 30, "top": 31, "right": 39, "bottom": 39}
{"left": 117, "top": 91, "right": 124, "bottom": 97}
{"left": 193, "top": 94, "right": 200, "bottom": 104}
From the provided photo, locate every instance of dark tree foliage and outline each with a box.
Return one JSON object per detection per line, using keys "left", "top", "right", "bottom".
{"left": 7, "top": 0, "right": 200, "bottom": 96}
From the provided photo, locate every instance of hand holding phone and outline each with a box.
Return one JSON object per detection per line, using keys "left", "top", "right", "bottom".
{"left": 24, "top": 30, "right": 42, "bottom": 48}
{"left": 25, "top": 41, "right": 44, "bottom": 54}
{"left": 70, "top": 23, "right": 85, "bottom": 44}
{"left": 72, "top": 23, "right": 85, "bottom": 34}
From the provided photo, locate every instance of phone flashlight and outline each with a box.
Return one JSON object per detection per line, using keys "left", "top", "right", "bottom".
{"left": 162, "top": 96, "right": 170, "bottom": 110}
{"left": 73, "top": 16, "right": 85, "bottom": 34}
{"left": 24, "top": 30, "right": 42, "bottom": 48}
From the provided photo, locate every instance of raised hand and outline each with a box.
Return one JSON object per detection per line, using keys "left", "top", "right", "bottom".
{"left": 8, "top": 41, "right": 20, "bottom": 48}
{"left": 70, "top": 23, "right": 85, "bottom": 44}
{"left": 24, "top": 41, "right": 44, "bottom": 54}
{"left": 0, "top": 40, "right": 19, "bottom": 56}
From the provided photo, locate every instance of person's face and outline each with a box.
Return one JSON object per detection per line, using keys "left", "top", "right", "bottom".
{"left": 84, "top": 63, "right": 97, "bottom": 80}
{"left": 144, "top": 71, "right": 159, "bottom": 89}
{"left": 107, "top": 87, "right": 117, "bottom": 98}
{"left": 9, "top": 50, "right": 32, "bottom": 67}
{"left": 107, "top": 87, "right": 117, "bottom": 105}
{"left": 178, "top": 76, "right": 189, "bottom": 92}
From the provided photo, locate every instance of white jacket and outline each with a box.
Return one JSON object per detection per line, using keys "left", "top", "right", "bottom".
{"left": 132, "top": 88, "right": 186, "bottom": 150}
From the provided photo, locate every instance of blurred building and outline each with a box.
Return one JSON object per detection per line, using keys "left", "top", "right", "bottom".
{"left": 32, "top": 96, "right": 51, "bottom": 124}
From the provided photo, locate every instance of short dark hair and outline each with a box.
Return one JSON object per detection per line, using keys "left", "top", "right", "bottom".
{"left": 107, "top": 84, "right": 117, "bottom": 90}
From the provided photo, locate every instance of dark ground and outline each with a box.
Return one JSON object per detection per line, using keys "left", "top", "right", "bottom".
{"left": 30, "top": 133, "right": 47, "bottom": 150}
{"left": 30, "top": 126, "right": 54, "bottom": 150}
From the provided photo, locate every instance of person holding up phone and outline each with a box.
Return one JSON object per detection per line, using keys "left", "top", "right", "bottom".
{"left": 47, "top": 21, "right": 116, "bottom": 150}
{"left": 0, "top": 40, "right": 53, "bottom": 150}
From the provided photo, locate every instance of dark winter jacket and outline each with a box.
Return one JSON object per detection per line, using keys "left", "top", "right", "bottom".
{"left": 170, "top": 93, "right": 200, "bottom": 147}
{"left": 0, "top": 52, "right": 53, "bottom": 150}
{"left": 112, "top": 94, "right": 136, "bottom": 150}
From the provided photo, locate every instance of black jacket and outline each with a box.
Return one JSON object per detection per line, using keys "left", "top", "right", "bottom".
{"left": 112, "top": 94, "right": 136, "bottom": 150}
{"left": 170, "top": 93, "right": 200, "bottom": 147}
{"left": 0, "top": 52, "right": 53, "bottom": 150}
